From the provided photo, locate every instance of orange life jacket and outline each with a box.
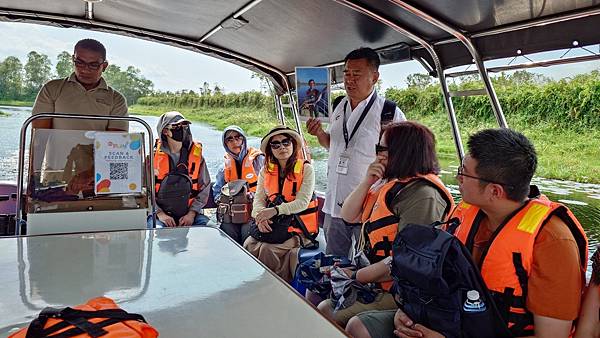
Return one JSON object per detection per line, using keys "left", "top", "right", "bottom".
{"left": 360, "top": 174, "right": 455, "bottom": 262}
{"left": 154, "top": 140, "right": 204, "bottom": 206}
{"left": 224, "top": 147, "right": 262, "bottom": 193}
{"left": 451, "top": 198, "right": 588, "bottom": 336}
{"left": 9, "top": 297, "right": 158, "bottom": 338}
{"left": 263, "top": 159, "right": 318, "bottom": 235}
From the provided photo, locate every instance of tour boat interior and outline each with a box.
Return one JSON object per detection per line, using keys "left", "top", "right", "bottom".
{"left": 1, "top": 0, "right": 600, "bottom": 336}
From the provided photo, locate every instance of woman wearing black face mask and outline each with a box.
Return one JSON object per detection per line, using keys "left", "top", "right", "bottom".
{"left": 150, "top": 111, "right": 212, "bottom": 228}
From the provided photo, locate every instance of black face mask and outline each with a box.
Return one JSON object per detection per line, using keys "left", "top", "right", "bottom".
{"left": 170, "top": 128, "right": 185, "bottom": 142}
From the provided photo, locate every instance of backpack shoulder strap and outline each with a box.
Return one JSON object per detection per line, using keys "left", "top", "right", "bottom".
{"left": 175, "top": 144, "right": 190, "bottom": 174}
{"left": 381, "top": 99, "right": 397, "bottom": 124}
{"left": 332, "top": 95, "right": 345, "bottom": 112}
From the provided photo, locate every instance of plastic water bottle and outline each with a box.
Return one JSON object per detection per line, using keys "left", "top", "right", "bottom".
{"left": 463, "top": 290, "right": 486, "bottom": 312}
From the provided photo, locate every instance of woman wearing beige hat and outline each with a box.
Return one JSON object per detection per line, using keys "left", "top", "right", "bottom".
{"left": 243, "top": 126, "right": 319, "bottom": 282}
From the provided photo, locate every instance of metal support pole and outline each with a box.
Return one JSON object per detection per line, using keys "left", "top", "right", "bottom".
{"left": 436, "top": 67, "right": 464, "bottom": 161}
{"left": 16, "top": 114, "right": 157, "bottom": 235}
{"left": 388, "top": 0, "right": 508, "bottom": 128}
{"left": 473, "top": 52, "right": 508, "bottom": 128}
{"left": 84, "top": 1, "right": 94, "bottom": 20}
{"left": 275, "top": 95, "right": 285, "bottom": 124}
{"left": 286, "top": 89, "right": 309, "bottom": 159}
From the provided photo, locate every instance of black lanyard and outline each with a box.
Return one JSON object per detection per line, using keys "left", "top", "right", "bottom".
{"left": 342, "top": 92, "right": 377, "bottom": 149}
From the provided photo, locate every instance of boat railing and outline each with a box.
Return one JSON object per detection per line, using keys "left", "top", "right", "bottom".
{"left": 15, "top": 114, "right": 158, "bottom": 235}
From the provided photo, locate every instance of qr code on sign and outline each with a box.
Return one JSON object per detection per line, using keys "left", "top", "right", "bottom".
{"left": 109, "top": 162, "right": 128, "bottom": 180}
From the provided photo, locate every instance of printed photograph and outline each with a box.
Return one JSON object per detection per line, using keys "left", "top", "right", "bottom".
{"left": 295, "top": 66, "right": 330, "bottom": 121}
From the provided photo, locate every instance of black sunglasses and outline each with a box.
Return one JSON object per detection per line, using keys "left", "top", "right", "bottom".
{"left": 375, "top": 143, "right": 388, "bottom": 153}
{"left": 456, "top": 166, "right": 514, "bottom": 189}
{"left": 225, "top": 135, "right": 243, "bottom": 142}
{"left": 270, "top": 138, "right": 292, "bottom": 149}
{"left": 72, "top": 56, "right": 105, "bottom": 70}
{"left": 169, "top": 122, "right": 190, "bottom": 130}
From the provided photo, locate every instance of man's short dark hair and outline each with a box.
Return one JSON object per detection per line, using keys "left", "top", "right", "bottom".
{"left": 467, "top": 128, "right": 537, "bottom": 201}
{"left": 344, "top": 47, "right": 380, "bottom": 70}
{"left": 74, "top": 39, "right": 106, "bottom": 60}
{"left": 383, "top": 121, "right": 439, "bottom": 179}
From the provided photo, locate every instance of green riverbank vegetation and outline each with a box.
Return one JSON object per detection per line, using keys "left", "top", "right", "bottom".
{"left": 132, "top": 70, "right": 600, "bottom": 183}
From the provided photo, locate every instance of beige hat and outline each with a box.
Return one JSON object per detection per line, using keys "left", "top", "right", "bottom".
{"left": 260, "top": 125, "right": 303, "bottom": 153}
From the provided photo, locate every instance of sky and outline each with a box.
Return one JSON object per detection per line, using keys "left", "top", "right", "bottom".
{"left": 1, "top": 21, "right": 599, "bottom": 94}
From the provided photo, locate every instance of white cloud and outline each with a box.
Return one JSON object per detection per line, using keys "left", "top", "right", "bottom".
{"left": 0, "top": 21, "right": 262, "bottom": 92}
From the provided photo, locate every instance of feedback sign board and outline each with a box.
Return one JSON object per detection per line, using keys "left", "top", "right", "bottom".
{"left": 94, "top": 132, "right": 143, "bottom": 195}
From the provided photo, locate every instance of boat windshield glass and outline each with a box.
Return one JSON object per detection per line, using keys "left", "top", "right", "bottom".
{"left": 26, "top": 128, "right": 148, "bottom": 214}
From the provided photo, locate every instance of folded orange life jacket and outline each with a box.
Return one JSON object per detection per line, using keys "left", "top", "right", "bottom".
{"left": 10, "top": 296, "right": 158, "bottom": 338}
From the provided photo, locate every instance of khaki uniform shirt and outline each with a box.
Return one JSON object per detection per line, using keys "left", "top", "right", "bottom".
{"left": 32, "top": 73, "right": 128, "bottom": 131}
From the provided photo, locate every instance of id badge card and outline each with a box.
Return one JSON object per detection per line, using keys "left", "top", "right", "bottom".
{"left": 336, "top": 153, "right": 350, "bottom": 175}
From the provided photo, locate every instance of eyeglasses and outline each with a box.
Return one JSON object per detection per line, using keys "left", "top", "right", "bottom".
{"left": 456, "top": 166, "right": 513, "bottom": 189}
{"left": 375, "top": 143, "right": 388, "bottom": 153}
{"left": 225, "top": 135, "right": 243, "bottom": 142}
{"left": 270, "top": 138, "right": 292, "bottom": 150}
{"left": 72, "top": 56, "right": 105, "bottom": 71}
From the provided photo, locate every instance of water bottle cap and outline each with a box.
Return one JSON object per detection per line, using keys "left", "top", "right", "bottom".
{"left": 467, "top": 290, "right": 480, "bottom": 301}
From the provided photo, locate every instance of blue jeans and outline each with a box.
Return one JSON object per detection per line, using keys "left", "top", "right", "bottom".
{"left": 147, "top": 213, "right": 210, "bottom": 228}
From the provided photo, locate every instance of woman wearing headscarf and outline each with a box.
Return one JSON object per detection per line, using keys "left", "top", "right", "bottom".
{"left": 213, "top": 126, "right": 264, "bottom": 244}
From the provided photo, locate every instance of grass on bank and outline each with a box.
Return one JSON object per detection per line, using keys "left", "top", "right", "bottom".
{"left": 0, "top": 100, "right": 34, "bottom": 107}
{"left": 131, "top": 103, "right": 600, "bottom": 183}
{"left": 415, "top": 113, "right": 600, "bottom": 183}
{"left": 130, "top": 104, "right": 323, "bottom": 148}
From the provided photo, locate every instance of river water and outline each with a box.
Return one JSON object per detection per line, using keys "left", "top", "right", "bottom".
{"left": 2, "top": 105, "right": 599, "bottom": 264}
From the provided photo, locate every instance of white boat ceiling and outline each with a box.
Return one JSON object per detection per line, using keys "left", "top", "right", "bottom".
{"left": 1, "top": 0, "right": 600, "bottom": 93}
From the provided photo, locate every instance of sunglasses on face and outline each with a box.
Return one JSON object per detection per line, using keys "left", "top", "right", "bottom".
{"left": 72, "top": 56, "right": 105, "bottom": 70}
{"left": 270, "top": 138, "right": 292, "bottom": 150}
{"left": 168, "top": 122, "right": 189, "bottom": 130}
{"left": 225, "top": 135, "right": 243, "bottom": 142}
{"left": 375, "top": 143, "right": 388, "bottom": 153}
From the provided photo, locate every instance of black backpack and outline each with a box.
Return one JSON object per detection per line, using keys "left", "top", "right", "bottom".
{"left": 332, "top": 95, "right": 397, "bottom": 125}
{"left": 390, "top": 222, "right": 512, "bottom": 338}
{"left": 156, "top": 144, "right": 195, "bottom": 221}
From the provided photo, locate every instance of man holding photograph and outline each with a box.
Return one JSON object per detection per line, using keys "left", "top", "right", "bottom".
{"left": 306, "top": 47, "right": 405, "bottom": 258}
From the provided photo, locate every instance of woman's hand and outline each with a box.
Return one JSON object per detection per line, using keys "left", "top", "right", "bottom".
{"left": 178, "top": 210, "right": 197, "bottom": 227}
{"left": 257, "top": 219, "right": 273, "bottom": 233}
{"left": 363, "top": 157, "right": 386, "bottom": 186}
{"left": 393, "top": 308, "right": 443, "bottom": 338}
{"left": 255, "top": 207, "right": 277, "bottom": 224}
{"left": 157, "top": 211, "right": 176, "bottom": 227}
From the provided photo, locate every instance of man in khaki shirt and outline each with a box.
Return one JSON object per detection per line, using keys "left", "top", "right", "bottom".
{"left": 31, "top": 39, "right": 128, "bottom": 188}
{"left": 32, "top": 38, "right": 128, "bottom": 131}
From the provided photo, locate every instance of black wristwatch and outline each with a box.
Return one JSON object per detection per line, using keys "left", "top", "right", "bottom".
{"left": 274, "top": 206, "right": 279, "bottom": 216}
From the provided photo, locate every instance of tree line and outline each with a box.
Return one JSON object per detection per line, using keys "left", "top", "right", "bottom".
{"left": 0, "top": 51, "right": 154, "bottom": 105}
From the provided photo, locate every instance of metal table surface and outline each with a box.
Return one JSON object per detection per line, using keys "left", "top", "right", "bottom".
{"left": 0, "top": 227, "right": 346, "bottom": 337}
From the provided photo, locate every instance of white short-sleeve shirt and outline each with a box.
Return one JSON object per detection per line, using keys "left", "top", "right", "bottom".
{"left": 324, "top": 90, "right": 405, "bottom": 217}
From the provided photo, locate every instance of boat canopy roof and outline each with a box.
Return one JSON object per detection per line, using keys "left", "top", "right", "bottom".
{"left": 1, "top": 0, "right": 599, "bottom": 93}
